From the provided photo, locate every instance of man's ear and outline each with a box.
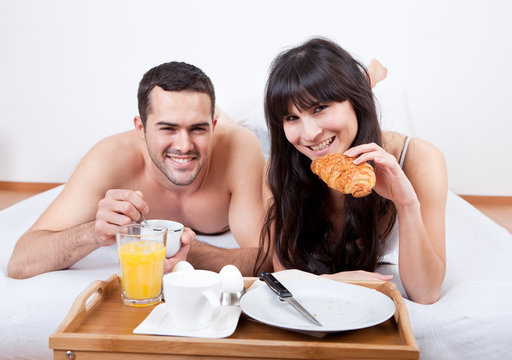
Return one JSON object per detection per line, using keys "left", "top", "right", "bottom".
{"left": 212, "top": 112, "right": 218, "bottom": 130}
{"left": 134, "top": 116, "right": 145, "bottom": 138}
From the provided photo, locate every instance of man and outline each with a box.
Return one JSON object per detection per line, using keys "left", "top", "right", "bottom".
{"left": 8, "top": 61, "right": 268, "bottom": 278}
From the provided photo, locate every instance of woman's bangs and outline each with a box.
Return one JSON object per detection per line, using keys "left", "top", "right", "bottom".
{"left": 288, "top": 73, "right": 346, "bottom": 115}
{"left": 270, "top": 77, "right": 334, "bottom": 124}
{"left": 267, "top": 53, "right": 347, "bottom": 125}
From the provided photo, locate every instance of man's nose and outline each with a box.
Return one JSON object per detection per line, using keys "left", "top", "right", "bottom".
{"left": 174, "top": 131, "right": 193, "bottom": 152}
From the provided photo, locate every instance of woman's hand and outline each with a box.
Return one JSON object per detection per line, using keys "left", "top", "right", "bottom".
{"left": 321, "top": 270, "right": 395, "bottom": 285}
{"left": 344, "top": 143, "right": 417, "bottom": 207}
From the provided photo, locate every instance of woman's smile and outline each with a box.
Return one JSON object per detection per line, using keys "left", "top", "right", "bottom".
{"left": 308, "top": 136, "right": 335, "bottom": 152}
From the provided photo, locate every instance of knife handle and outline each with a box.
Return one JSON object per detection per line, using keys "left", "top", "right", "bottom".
{"left": 259, "top": 271, "right": 292, "bottom": 298}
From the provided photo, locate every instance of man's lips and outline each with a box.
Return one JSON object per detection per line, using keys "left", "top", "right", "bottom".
{"left": 168, "top": 156, "right": 194, "bottom": 164}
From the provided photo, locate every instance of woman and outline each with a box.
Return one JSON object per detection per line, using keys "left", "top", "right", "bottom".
{"left": 257, "top": 37, "right": 447, "bottom": 304}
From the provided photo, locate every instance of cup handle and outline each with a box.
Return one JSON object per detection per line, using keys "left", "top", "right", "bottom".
{"left": 202, "top": 290, "right": 221, "bottom": 322}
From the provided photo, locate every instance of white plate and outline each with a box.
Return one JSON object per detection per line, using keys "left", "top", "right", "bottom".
{"left": 133, "top": 304, "right": 241, "bottom": 338}
{"left": 240, "top": 280, "right": 395, "bottom": 332}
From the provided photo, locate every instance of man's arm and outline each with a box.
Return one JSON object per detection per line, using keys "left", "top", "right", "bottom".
{"left": 228, "top": 125, "right": 273, "bottom": 275}
{"left": 7, "top": 133, "right": 145, "bottom": 278}
{"left": 186, "top": 124, "right": 272, "bottom": 276}
{"left": 8, "top": 222, "right": 100, "bottom": 278}
{"left": 226, "top": 126, "right": 266, "bottom": 248}
{"left": 186, "top": 241, "right": 266, "bottom": 276}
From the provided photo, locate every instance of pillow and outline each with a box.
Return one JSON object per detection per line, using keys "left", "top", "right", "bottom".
{"left": 223, "top": 98, "right": 270, "bottom": 159}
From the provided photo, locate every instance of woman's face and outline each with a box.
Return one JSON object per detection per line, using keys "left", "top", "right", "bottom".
{"left": 282, "top": 100, "right": 358, "bottom": 160}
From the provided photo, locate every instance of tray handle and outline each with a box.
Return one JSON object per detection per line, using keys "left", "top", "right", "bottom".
{"left": 53, "top": 274, "right": 118, "bottom": 334}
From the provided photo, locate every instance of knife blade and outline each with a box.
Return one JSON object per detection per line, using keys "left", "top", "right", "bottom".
{"left": 259, "top": 271, "right": 322, "bottom": 327}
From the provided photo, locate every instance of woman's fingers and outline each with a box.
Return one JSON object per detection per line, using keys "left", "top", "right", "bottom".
{"left": 343, "top": 142, "right": 380, "bottom": 157}
{"left": 321, "top": 270, "right": 393, "bottom": 282}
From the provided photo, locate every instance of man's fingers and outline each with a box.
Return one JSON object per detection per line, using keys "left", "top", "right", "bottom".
{"left": 96, "top": 206, "right": 133, "bottom": 226}
{"left": 163, "top": 228, "right": 194, "bottom": 273}
{"left": 94, "top": 220, "right": 118, "bottom": 245}
{"left": 104, "top": 189, "right": 149, "bottom": 215}
{"left": 164, "top": 242, "right": 191, "bottom": 273}
{"left": 97, "top": 189, "right": 149, "bottom": 227}
{"left": 180, "top": 227, "right": 196, "bottom": 246}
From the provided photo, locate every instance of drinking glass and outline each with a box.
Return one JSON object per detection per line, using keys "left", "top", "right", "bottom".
{"left": 116, "top": 224, "right": 167, "bottom": 306}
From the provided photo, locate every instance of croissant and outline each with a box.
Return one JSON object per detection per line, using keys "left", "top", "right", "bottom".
{"left": 310, "top": 153, "right": 376, "bottom": 197}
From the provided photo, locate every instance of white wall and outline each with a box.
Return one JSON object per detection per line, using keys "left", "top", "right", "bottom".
{"left": 1, "top": 0, "right": 511, "bottom": 195}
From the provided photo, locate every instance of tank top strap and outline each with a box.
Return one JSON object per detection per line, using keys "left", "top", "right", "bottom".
{"left": 399, "top": 136, "right": 411, "bottom": 169}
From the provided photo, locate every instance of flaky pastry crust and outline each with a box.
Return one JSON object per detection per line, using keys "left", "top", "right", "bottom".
{"left": 311, "top": 153, "right": 376, "bottom": 197}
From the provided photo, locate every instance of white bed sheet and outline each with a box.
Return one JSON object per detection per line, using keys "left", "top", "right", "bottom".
{"left": 0, "top": 185, "right": 511, "bottom": 359}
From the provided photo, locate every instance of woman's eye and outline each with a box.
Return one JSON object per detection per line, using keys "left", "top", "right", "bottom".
{"left": 284, "top": 115, "right": 299, "bottom": 122}
{"left": 313, "top": 105, "right": 328, "bottom": 113}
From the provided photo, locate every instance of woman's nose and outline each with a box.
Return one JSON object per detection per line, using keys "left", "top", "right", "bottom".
{"left": 302, "top": 118, "right": 322, "bottom": 142}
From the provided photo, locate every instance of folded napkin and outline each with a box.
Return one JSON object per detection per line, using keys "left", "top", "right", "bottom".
{"left": 248, "top": 269, "right": 332, "bottom": 291}
{"left": 133, "top": 303, "right": 241, "bottom": 338}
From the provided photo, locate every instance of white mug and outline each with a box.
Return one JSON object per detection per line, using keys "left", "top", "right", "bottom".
{"left": 163, "top": 270, "right": 221, "bottom": 330}
{"left": 146, "top": 220, "right": 184, "bottom": 258}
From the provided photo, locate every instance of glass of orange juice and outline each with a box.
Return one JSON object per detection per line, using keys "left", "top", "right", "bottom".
{"left": 116, "top": 224, "right": 167, "bottom": 307}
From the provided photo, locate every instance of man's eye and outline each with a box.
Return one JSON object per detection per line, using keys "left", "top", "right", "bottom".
{"left": 191, "top": 127, "right": 207, "bottom": 132}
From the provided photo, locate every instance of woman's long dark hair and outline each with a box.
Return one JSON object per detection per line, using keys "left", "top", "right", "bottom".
{"left": 255, "top": 37, "right": 396, "bottom": 275}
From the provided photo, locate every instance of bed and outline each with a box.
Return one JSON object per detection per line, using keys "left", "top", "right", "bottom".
{"left": 2, "top": 92, "right": 512, "bottom": 359}
{"left": 1, "top": 184, "right": 511, "bottom": 359}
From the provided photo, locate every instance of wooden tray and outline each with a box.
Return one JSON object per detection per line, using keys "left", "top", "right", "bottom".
{"left": 50, "top": 274, "right": 419, "bottom": 359}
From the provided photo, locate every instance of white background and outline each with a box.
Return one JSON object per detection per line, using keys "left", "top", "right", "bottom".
{"left": 1, "top": 0, "right": 511, "bottom": 195}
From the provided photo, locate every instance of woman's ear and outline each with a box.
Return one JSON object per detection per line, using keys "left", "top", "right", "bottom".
{"left": 134, "top": 116, "right": 145, "bottom": 138}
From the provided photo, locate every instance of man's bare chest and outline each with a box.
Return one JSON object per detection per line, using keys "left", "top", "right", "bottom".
{"left": 143, "top": 188, "right": 231, "bottom": 235}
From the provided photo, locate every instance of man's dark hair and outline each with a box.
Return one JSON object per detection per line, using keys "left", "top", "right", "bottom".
{"left": 137, "top": 61, "right": 215, "bottom": 127}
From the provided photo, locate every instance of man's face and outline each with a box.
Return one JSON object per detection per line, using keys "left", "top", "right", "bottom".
{"left": 143, "top": 87, "right": 215, "bottom": 186}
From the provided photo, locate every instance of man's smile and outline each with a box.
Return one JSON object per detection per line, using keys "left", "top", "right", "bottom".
{"left": 169, "top": 156, "right": 194, "bottom": 165}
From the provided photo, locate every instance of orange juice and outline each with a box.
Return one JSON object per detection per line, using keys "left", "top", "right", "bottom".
{"left": 118, "top": 240, "right": 165, "bottom": 302}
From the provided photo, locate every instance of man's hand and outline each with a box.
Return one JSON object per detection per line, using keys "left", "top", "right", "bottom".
{"left": 164, "top": 227, "right": 195, "bottom": 273}
{"left": 94, "top": 189, "right": 149, "bottom": 246}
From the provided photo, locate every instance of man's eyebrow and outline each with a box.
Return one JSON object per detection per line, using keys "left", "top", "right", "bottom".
{"left": 155, "top": 121, "right": 211, "bottom": 127}
{"left": 189, "top": 122, "right": 211, "bottom": 127}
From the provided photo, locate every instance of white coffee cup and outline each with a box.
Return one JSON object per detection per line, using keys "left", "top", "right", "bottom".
{"left": 163, "top": 270, "right": 222, "bottom": 330}
{"left": 146, "top": 220, "right": 184, "bottom": 258}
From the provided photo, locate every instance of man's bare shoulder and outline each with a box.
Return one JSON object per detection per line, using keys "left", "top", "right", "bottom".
{"left": 212, "top": 122, "right": 265, "bottom": 186}
{"left": 68, "top": 130, "right": 145, "bottom": 188}
{"left": 86, "top": 130, "right": 141, "bottom": 165}
{"left": 214, "top": 122, "right": 263, "bottom": 157}
{"left": 29, "top": 131, "right": 144, "bottom": 231}
{"left": 89, "top": 130, "right": 140, "bottom": 159}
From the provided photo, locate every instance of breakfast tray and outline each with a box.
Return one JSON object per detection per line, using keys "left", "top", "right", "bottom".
{"left": 49, "top": 274, "right": 419, "bottom": 359}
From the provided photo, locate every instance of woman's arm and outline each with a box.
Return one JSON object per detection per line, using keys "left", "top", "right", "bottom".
{"left": 345, "top": 138, "right": 447, "bottom": 304}
{"left": 395, "top": 138, "right": 447, "bottom": 303}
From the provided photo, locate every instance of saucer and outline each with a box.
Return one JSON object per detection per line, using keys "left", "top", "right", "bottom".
{"left": 133, "top": 304, "right": 242, "bottom": 338}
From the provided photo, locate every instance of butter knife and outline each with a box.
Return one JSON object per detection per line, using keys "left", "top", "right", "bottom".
{"left": 259, "top": 271, "right": 323, "bottom": 327}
